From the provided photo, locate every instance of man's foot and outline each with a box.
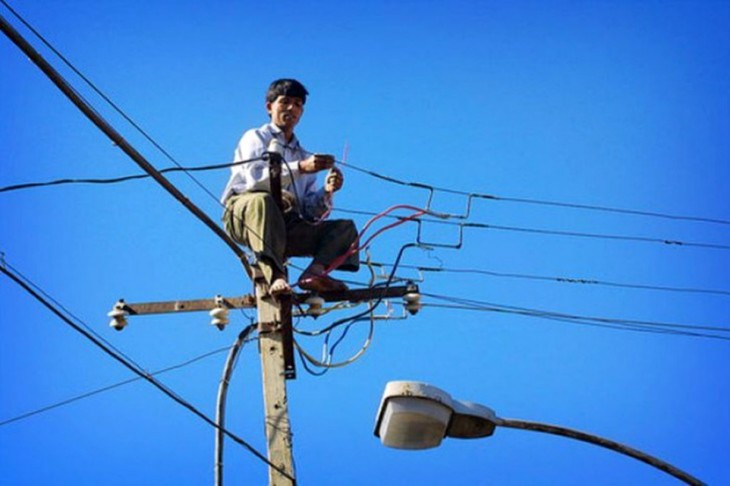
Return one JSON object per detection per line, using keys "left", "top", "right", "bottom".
{"left": 298, "top": 274, "right": 348, "bottom": 293}
{"left": 269, "top": 277, "right": 292, "bottom": 297}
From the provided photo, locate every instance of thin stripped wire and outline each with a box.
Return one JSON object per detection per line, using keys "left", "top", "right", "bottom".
{"left": 0, "top": 261, "right": 295, "bottom": 481}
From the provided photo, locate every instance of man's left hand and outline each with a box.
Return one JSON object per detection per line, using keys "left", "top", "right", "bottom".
{"left": 325, "top": 167, "right": 344, "bottom": 194}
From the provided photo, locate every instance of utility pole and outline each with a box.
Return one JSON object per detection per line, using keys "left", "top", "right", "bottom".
{"left": 255, "top": 277, "right": 295, "bottom": 484}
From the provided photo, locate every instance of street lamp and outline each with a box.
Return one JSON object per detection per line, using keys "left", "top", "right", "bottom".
{"left": 374, "top": 381, "right": 496, "bottom": 449}
{"left": 374, "top": 381, "right": 704, "bottom": 486}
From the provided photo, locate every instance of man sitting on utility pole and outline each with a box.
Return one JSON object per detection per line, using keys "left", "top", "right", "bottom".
{"left": 221, "top": 78, "right": 359, "bottom": 296}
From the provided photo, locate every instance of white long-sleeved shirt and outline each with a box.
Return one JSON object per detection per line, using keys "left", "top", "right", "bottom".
{"left": 220, "top": 123, "right": 330, "bottom": 219}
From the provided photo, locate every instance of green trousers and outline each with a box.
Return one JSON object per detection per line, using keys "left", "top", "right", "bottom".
{"left": 224, "top": 192, "right": 359, "bottom": 284}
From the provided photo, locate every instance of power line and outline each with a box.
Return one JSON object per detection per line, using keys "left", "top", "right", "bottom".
{"left": 339, "top": 160, "right": 730, "bottom": 226}
{"left": 420, "top": 292, "right": 730, "bottom": 342}
{"left": 336, "top": 207, "right": 730, "bottom": 251}
{"left": 1, "top": 345, "right": 235, "bottom": 427}
{"left": 0, "top": 157, "right": 264, "bottom": 194}
{"left": 1, "top": 259, "right": 146, "bottom": 370}
{"left": 0, "top": 0, "right": 223, "bottom": 206}
{"left": 0, "top": 261, "right": 294, "bottom": 481}
{"left": 367, "top": 261, "right": 730, "bottom": 297}
{"left": 426, "top": 292, "right": 730, "bottom": 334}
{"left": 0, "top": 10, "right": 254, "bottom": 278}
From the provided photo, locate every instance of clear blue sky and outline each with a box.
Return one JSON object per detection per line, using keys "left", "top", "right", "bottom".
{"left": 1, "top": 0, "right": 729, "bottom": 484}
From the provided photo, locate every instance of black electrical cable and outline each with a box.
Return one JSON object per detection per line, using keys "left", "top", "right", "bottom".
{"left": 368, "top": 261, "right": 730, "bottom": 297}
{"left": 1, "top": 345, "right": 232, "bottom": 427}
{"left": 425, "top": 292, "right": 730, "bottom": 334}
{"left": 420, "top": 292, "right": 730, "bottom": 341}
{"left": 339, "top": 160, "right": 730, "bottom": 226}
{"left": 0, "top": 157, "right": 265, "bottom": 194}
{"left": 0, "top": 0, "right": 227, "bottom": 208}
{"left": 423, "top": 302, "right": 722, "bottom": 339}
{"left": 336, "top": 207, "right": 730, "bottom": 251}
{"left": 1, "top": 260, "right": 146, "bottom": 370}
{"left": 295, "top": 243, "right": 417, "bottom": 341}
{"left": 0, "top": 11, "right": 254, "bottom": 277}
{"left": 0, "top": 262, "right": 295, "bottom": 481}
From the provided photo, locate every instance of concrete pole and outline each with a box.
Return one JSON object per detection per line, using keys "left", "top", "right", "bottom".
{"left": 255, "top": 276, "right": 296, "bottom": 485}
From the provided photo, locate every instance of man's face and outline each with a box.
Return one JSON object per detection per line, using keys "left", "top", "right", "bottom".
{"left": 267, "top": 95, "right": 304, "bottom": 133}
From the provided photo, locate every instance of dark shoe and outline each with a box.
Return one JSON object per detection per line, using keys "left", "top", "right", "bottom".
{"left": 298, "top": 274, "right": 348, "bottom": 293}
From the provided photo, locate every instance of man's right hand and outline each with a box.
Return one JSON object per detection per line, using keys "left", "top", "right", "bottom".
{"left": 299, "top": 154, "right": 335, "bottom": 173}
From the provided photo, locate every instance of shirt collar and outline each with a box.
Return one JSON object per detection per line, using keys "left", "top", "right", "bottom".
{"left": 267, "top": 123, "right": 300, "bottom": 149}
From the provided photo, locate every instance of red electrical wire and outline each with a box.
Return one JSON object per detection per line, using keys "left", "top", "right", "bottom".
{"left": 324, "top": 204, "right": 428, "bottom": 276}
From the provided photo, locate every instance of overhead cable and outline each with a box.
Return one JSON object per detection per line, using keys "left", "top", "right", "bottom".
{"left": 0, "top": 157, "right": 264, "bottom": 194}
{"left": 339, "top": 160, "right": 730, "bottom": 226}
{"left": 0, "top": 0, "right": 225, "bottom": 206}
{"left": 1, "top": 345, "right": 234, "bottom": 428}
{"left": 420, "top": 292, "right": 730, "bottom": 341}
{"left": 0, "top": 11, "right": 253, "bottom": 278}
{"left": 337, "top": 207, "right": 730, "bottom": 251}
{"left": 368, "top": 261, "right": 730, "bottom": 297}
{"left": 0, "top": 259, "right": 146, "bottom": 370}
